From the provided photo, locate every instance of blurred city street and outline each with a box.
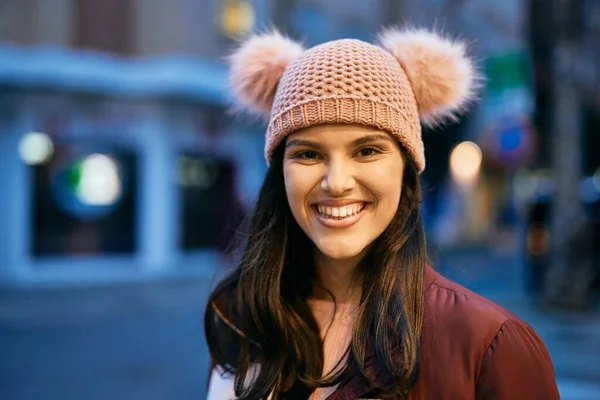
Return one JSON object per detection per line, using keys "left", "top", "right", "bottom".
{"left": 1, "top": 248, "right": 599, "bottom": 400}
{"left": 0, "top": 1, "right": 599, "bottom": 399}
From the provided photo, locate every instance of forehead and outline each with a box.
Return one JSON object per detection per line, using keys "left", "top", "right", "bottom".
{"left": 287, "top": 124, "right": 394, "bottom": 144}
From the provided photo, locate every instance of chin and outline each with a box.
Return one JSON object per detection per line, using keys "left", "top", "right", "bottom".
{"left": 315, "top": 239, "right": 368, "bottom": 261}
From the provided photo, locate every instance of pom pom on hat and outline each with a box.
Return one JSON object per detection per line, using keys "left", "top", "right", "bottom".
{"left": 378, "top": 28, "right": 479, "bottom": 127}
{"left": 226, "top": 26, "right": 482, "bottom": 172}
{"left": 228, "top": 30, "right": 305, "bottom": 117}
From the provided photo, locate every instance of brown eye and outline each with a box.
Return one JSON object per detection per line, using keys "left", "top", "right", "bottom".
{"left": 356, "top": 147, "right": 381, "bottom": 158}
{"left": 297, "top": 151, "right": 319, "bottom": 159}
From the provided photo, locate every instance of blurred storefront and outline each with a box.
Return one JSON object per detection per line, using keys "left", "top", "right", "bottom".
{"left": 0, "top": 0, "right": 419, "bottom": 287}
{"left": 2, "top": 0, "right": 596, "bottom": 287}
{"left": 0, "top": 0, "right": 274, "bottom": 287}
{"left": 0, "top": 46, "right": 267, "bottom": 287}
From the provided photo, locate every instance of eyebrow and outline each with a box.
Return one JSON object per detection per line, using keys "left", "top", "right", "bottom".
{"left": 285, "top": 133, "right": 394, "bottom": 150}
{"left": 350, "top": 133, "right": 394, "bottom": 147}
{"left": 285, "top": 138, "right": 324, "bottom": 150}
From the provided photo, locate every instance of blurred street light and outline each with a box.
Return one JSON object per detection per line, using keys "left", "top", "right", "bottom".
{"left": 75, "top": 154, "right": 122, "bottom": 206}
{"left": 19, "top": 131, "right": 54, "bottom": 165}
{"left": 450, "top": 141, "right": 483, "bottom": 185}
{"left": 221, "top": 0, "right": 255, "bottom": 38}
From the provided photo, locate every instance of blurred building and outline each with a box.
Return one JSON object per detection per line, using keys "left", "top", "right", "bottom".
{"left": 0, "top": 0, "right": 230, "bottom": 56}
{"left": 0, "top": 0, "right": 270, "bottom": 287}
{"left": 0, "top": 0, "right": 409, "bottom": 287}
{"left": 0, "top": 0, "right": 405, "bottom": 56}
{"left": 3, "top": 0, "right": 595, "bottom": 287}
{"left": 526, "top": 0, "right": 600, "bottom": 305}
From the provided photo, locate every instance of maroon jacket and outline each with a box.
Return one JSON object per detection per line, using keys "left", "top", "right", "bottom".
{"left": 209, "top": 266, "right": 560, "bottom": 399}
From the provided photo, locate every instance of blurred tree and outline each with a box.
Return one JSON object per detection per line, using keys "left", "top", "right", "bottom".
{"left": 543, "top": 0, "right": 596, "bottom": 309}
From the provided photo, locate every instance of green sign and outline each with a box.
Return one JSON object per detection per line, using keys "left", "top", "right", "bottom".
{"left": 484, "top": 51, "right": 531, "bottom": 94}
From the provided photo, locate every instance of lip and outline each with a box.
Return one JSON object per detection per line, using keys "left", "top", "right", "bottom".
{"left": 312, "top": 199, "right": 367, "bottom": 207}
{"left": 311, "top": 204, "right": 367, "bottom": 229}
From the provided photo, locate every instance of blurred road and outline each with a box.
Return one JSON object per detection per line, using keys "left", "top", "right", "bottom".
{"left": 0, "top": 277, "right": 214, "bottom": 400}
{"left": 1, "top": 249, "right": 599, "bottom": 400}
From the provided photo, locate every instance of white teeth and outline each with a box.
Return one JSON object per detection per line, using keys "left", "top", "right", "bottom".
{"left": 315, "top": 203, "right": 365, "bottom": 219}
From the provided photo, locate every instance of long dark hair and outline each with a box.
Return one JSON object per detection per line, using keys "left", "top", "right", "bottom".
{"left": 205, "top": 141, "right": 427, "bottom": 399}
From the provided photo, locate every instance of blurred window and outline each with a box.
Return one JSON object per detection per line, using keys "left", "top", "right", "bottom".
{"left": 31, "top": 141, "right": 138, "bottom": 256}
{"left": 73, "top": 0, "right": 132, "bottom": 54}
{"left": 179, "top": 154, "right": 245, "bottom": 252}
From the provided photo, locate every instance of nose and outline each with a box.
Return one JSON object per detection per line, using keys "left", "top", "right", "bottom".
{"left": 321, "top": 158, "right": 355, "bottom": 196}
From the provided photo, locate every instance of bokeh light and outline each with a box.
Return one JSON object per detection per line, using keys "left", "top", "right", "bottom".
{"left": 221, "top": 1, "right": 255, "bottom": 38}
{"left": 450, "top": 141, "right": 483, "bottom": 185}
{"left": 75, "top": 154, "right": 122, "bottom": 206}
{"left": 18, "top": 131, "right": 54, "bottom": 165}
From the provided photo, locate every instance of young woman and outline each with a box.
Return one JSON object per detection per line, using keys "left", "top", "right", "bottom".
{"left": 204, "top": 27, "right": 560, "bottom": 399}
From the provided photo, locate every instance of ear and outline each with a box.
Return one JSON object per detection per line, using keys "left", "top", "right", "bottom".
{"left": 228, "top": 29, "right": 304, "bottom": 117}
{"left": 378, "top": 27, "right": 480, "bottom": 127}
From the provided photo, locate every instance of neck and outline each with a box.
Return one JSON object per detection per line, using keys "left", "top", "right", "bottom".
{"left": 312, "top": 249, "right": 366, "bottom": 304}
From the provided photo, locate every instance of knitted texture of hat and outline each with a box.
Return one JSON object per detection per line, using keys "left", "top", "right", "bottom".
{"left": 228, "top": 28, "right": 478, "bottom": 173}
{"left": 266, "top": 39, "right": 424, "bottom": 170}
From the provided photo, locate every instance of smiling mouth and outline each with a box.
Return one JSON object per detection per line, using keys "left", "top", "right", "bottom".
{"left": 314, "top": 203, "right": 366, "bottom": 220}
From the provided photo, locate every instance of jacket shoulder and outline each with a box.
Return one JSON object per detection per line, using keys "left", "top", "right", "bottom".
{"left": 422, "top": 269, "right": 524, "bottom": 357}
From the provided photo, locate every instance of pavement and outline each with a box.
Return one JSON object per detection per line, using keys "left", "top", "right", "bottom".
{"left": 0, "top": 248, "right": 599, "bottom": 400}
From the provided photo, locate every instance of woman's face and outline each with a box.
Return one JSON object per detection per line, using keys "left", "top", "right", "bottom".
{"left": 283, "top": 124, "right": 406, "bottom": 261}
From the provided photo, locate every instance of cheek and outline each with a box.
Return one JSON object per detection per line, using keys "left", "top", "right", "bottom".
{"left": 364, "top": 163, "right": 404, "bottom": 207}
{"left": 283, "top": 166, "right": 314, "bottom": 216}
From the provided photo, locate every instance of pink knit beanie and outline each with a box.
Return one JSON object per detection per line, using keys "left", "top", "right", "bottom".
{"left": 228, "top": 27, "right": 478, "bottom": 172}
